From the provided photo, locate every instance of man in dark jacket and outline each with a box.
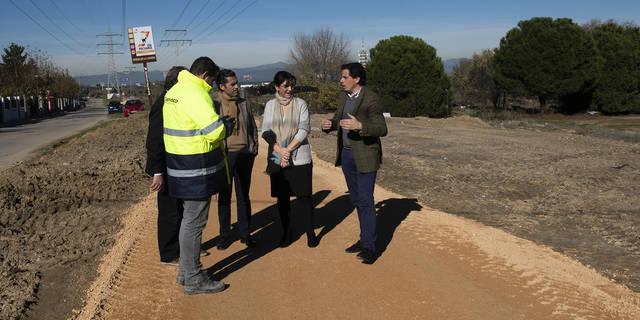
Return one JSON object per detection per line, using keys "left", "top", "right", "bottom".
{"left": 213, "top": 69, "right": 259, "bottom": 250}
{"left": 322, "top": 62, "right": 387, "bottom": 264}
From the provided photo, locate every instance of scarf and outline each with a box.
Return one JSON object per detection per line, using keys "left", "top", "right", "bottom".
{"left": 269, "top": 94, "right": 299, "bottom": 165}
{"left": 217, "top": 91, "right": 241, "bottom": 135}
{"left": 276, "top": 91, "right": 292, "bottom": 106}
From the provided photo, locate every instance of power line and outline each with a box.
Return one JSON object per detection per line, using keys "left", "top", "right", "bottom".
{"left": 214, "top": 0, "right": 259, "bottom": 32}
{"left": 27, "top": 0, "right": 87, "bottom": 53}
{"left": 194, "top": 0, "right": 259, "bottom": 42}
{"left": 184, "top": 0, "right": 211, "bottom": 29}
{"left": 190, "top": 0, "right": 227, "bottom": 35}
{"left": 122, "top": 0, "right": 127, "bottom": 46}
{"left": 161, "top": 29, "right": 192, "bottom": 66}
{"left": 48, "top": 0, "right": 87, "bottom": 36}
{"left": 123, "top": 66, "right": 137, "bottom": 97}
{"left": 170, "top": 0, "right": 194, "bottom": 29}
{"left": 8, "top": 0, "right": 88, "bottom": 56}
{"left": 97, "top": 29, "right": 124, "bottom": 95}
{"left": 192, "top": 0, "right": 242, "bottom": 41}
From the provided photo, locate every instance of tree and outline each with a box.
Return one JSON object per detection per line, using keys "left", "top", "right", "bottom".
{"left": 493, "top": 17, "right": 600, "bottom": 112}
{"left": 0, "top": 43, "right": 80, "bottom": 98}
{"left": 1, "top": 43, "right": 28, "bottom": 95}
{"left": 589, "top": 22, "right": 640, "bottom": 114}
{"left": 289, "top": 28, "right": 351, "bottom": 82}
{"left": 451, "top": 50, "right": 500, "bottom": 108}
{"left": 367, "top": 35, "right": 450, "bottom": 117}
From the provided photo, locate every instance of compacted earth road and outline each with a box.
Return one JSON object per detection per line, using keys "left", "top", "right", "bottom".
{"left": 76, "top": 146, "right": 640, "bottom": 320}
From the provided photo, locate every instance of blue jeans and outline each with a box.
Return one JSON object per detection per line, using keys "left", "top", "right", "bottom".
{"left": 217, "top": 151, "right": 255, "bottom": 238}
{"left": 341, "top": 148, "right": 377, "bottom": 251}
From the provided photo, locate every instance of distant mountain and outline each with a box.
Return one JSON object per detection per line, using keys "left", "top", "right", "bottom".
{"left": 234, "top": 61, "right": 290, "bottom": 84}
{"left": 74, "top": 71, "right": 165, "bottom": 87}
{"left": 74, "top": 62, "right": 290, "bottom": 87}
{"left": 443, "top": 58, "right": 468, "bottom": 74}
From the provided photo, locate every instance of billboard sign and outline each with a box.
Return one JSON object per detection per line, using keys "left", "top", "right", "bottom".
{"left": 128, "top": 26, "right": 157, "bottom": 64}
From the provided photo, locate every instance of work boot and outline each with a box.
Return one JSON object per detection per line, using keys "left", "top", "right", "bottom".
{"left": 307, "top": 231, "right": 319, "bottom": 248}
{"left": 216, "top": 234, "right": 233, "bottom": 250}
{"left": 345, "top": 241, "right": 363, "bottom": 253}
{"left": 240, "top": 235, "right": 257, "bottom": 248}
{"left": 184, "top": 278, "right": 226, "bottom": 295}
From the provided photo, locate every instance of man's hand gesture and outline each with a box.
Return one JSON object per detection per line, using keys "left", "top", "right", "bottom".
{"left": 339, "top": 113, "right": 362, "bottom": 131}
{"left": 322, "top": 119, "right": 332, "bottom": 130}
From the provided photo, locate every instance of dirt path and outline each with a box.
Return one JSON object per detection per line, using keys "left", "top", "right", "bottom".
{"left": 76, "top": 143, "right": 640, "bottom": 320}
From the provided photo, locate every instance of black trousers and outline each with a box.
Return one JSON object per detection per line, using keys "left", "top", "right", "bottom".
{"left": 217, "top": 151, "right": 255, "bottom": 238}
{"left": 157, "top": 185, "right": 183, "bottom": 262}
{"left": 277, "top": 195, "right": 314, "bottom": 238}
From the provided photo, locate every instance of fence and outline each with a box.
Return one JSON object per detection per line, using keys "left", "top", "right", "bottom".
{"left": 0, "top": 95, "right": 84, "bottom": 125}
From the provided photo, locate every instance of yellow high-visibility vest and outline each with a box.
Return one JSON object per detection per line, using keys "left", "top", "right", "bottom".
{"left": 162, "top": 70, "right": 228, "bottom": 199}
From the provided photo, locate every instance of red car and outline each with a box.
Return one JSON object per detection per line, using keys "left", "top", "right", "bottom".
{"left": 123, "top": 99, "right": 144, "bottom": 117}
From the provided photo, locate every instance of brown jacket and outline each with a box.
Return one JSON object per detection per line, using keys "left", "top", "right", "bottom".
{"left": 213, "top": 94, "right": 259, "bottom": 155}
{"left": 323, "top": 86, "right": 387, "bottom": 173}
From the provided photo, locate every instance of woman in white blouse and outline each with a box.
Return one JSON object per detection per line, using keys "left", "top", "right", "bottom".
{"left": 261, "top": 71, "right": 317, "bottom": 248}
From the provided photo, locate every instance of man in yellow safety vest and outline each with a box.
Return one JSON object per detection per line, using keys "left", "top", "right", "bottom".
{"left": 163, "top": 56, "right": 231, "bottom": 295}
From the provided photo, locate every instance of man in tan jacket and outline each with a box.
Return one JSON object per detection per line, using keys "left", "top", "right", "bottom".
{"left": 214, "top": 69, "right": 259, "bottom": 249}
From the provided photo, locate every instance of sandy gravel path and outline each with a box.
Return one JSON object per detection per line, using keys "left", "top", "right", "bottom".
{"left": 75, "top": 144, "right": 640, "bottom": 320}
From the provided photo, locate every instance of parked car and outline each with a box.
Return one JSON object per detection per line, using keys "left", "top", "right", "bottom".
{"left": 123, "top": 99, "right": 144, "bottom": 117}
{"left": 107, "top": 100, "right": 122, "bottom": 114}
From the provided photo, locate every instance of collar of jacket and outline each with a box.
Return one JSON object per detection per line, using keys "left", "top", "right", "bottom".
{"left": 177, "top": 70, "right": 212, "bottom": 92}
{"left": 347, "top": 86, "right": 362, "bottom": 99}
{"left": 217, "top": 91, "right": 239, "bottom": 103}
{"left": 340, "top": 86, "right": 367, "bottom": 114}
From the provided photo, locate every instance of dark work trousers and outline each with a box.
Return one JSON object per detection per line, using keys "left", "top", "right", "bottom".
{"left": 217, "top": 151, "right": 256, "bottom": 238}
{"left": 277, "top": 195, "right": 315, "bottom": 240}
{"left": 340, "top": 148, "right": 378, "bottom": 251}
{"left": 157, "top": 184, "right": 184, "bottom": 262}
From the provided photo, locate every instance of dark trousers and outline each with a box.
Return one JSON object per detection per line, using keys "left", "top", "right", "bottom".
{"left": 218, "top": 151, "right": 255, "bottom": 238}
{"left": 341, "top": 148, "right": 378, "bottom": 251}
{"left": 277, "top": 195, "right": 314, "bottom": 238}
{"left": 157, "top": 185, "right": 183, "bottom": 262}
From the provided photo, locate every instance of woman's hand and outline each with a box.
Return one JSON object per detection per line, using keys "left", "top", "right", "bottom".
{"left": 280, "top": 157, "right": 290, "bottom": 168}
{"left": 274, "top": 145, "right": 291, "bottom": 159}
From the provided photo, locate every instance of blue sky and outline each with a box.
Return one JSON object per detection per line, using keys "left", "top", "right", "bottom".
{"left": 1, "top": 0, "right": 639, "bottom": 76}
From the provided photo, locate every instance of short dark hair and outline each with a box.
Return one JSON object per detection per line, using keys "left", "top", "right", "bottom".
{"left": 189, "top": 56, "right": 220, "bottom": 79}
{"left": 216, "top": 69, "right": 237, "bottom": 88}
{"left": 164, "top": 66, "right": 187, "bottom": 90}
{"left": 272, "top": 71, "right": 296, "bottom": 88}
{"left": 341, "top": 62, "right": 366, "bottom": 86}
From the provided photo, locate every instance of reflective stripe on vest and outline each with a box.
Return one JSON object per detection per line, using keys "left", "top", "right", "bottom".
{"left": 164, "top": 118, "right": 224, "bottom": 137}
{"left": 167, "top": 160, "right": 225, "bottom": 178}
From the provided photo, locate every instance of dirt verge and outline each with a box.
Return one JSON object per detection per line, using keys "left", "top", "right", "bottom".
{"left": 0, "top": 113, "right": 149, "bottom": 319}
{"left": 309, "top": 114, "right": 640, "bottom": 292}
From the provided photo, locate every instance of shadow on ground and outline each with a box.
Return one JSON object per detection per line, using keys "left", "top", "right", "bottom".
{"left": 204, "top": 191, "right": 422, "bottom": 279}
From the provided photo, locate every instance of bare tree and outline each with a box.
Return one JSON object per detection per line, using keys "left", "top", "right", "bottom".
{"left": 289, "top": 28, "right": 351, "bottom": 82}
{"left": 451, "top": 49, "right": 500, "bottom": 109}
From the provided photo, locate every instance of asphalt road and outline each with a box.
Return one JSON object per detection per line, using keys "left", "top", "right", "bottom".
{"left": 0, "top": 98, "right": 108, "bottom": 172}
